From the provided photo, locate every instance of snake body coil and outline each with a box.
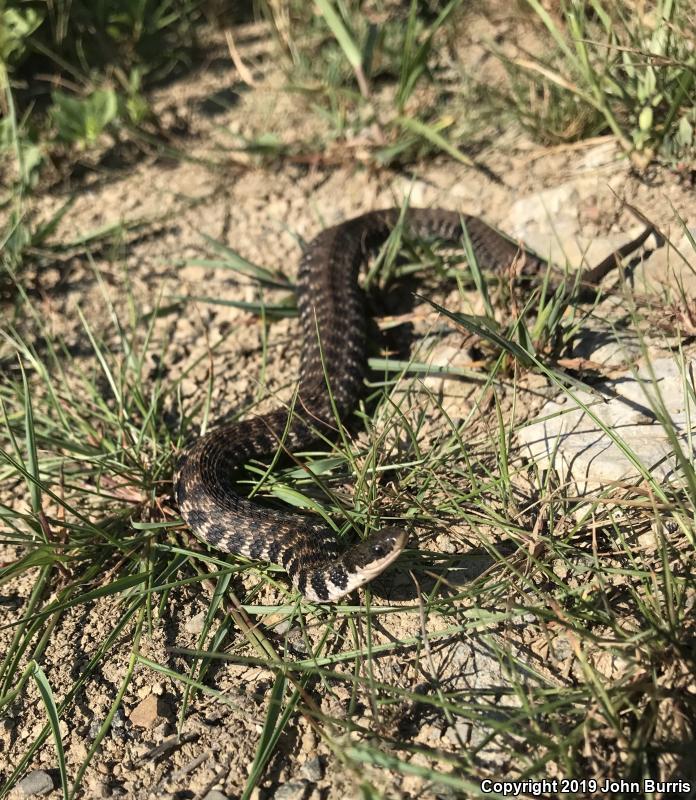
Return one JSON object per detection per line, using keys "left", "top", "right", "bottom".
{"left": 175, "top": 207, "right": 655, "bottom": 602}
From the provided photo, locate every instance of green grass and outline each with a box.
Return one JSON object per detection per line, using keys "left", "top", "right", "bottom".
{"left": 1, "top": 0, "right": 207, "bottom": 131}
{"left": 1, "top": 2, "right": 695, "bottom": 796}
{"left": 1, "top": 198, "right": 694, "bottom": 797}
{"left": 253, "top": 0, "right": 695, "bottom": 169}
{"left": 221, "top": 0, "right": 481, "bottom": 169}
{"left": 4, "top": 0, "right": 692, "bottom": 191}
{"left": 495, "top": 0, "right": 695, "bottom": 166}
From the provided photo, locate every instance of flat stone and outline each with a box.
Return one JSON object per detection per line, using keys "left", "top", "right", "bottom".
{"left": 299, "top": 756, "right": 323, "bottom": 782}
{"left": 18, "top": 770, "right": 54, "bottom": 796}
{"left": 523, "top": 229, "right": 652, "bottom": 275}
{"left": 519, "top": 356, "right": 696, "bottom": 492}
{"left": 577, "top": 139, "right": 622, "bottom": 171}
{"left": 273, "top": 781, "right": 309, "bottom": 800}
{"left": 508, "top": 183, "right": 580, "bottom": 241}
{"left": 184, "top": 611, "right": 206, "bottom": 635}
{"left": 571, "top": 322, "right": 642, "bottom": 368}
{"left": 633, "top": 226, "right": 696, "bottom": 298}
{"left": 128, "top": 694, "right": 172, "bottom": 729}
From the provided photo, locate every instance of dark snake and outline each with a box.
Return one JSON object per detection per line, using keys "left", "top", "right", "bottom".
{"left": 174, "top": 207, "right": 657, "bottom": 602}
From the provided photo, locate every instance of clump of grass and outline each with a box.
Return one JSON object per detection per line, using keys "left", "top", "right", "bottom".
{"left": 0, "top": 0, "right": 214, "bottom": 183}
{"left": 257, "top": 0, "right": 477, "bottom": 167}
{"left": 494, "top": 0, "right": 695, "bottom": 167}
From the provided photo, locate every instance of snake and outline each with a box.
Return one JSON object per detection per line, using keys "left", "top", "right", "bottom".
{"left": 174, "top": 206, "right": 657, "bottom": 603}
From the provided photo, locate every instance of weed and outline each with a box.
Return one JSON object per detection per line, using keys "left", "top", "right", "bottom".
{"left": 0, "top": 0, "right": 211, "bottom": 170}
{"left": 495, "top": 0, "right": 696, "bottom": 167}
{"left": 256, "top": 0, "right": 473, "bottom": 167}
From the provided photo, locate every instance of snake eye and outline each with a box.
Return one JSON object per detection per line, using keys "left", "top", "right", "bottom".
{"left": 372, "top": 544, "right": 386, "bottom": 557}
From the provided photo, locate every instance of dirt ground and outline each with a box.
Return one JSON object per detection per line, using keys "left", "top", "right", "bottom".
{"left": 2, "top": 16, "right": 695, "bottom": 800}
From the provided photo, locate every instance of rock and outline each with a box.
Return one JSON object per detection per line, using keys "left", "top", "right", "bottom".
{"left": 508, "top": 183, "right": 580, "bottom": 242}
{"left": 273, "top": 781, "right": 309, "bottom": 800}
{"left": 418, "top": 338, "right": 478, "bottom": 415}
{"left": 633, "top": 226, "right": 696, "bottom": 298}
{"left": 204, "top": 791, "right": 230, "bottom": 800}
{"left": 18, "top": 770, "right": 53, "bottom": 796}
{"left": 577, "top": 140, "right": 622, "bottom": 171}
{"left": 86, "top": 778, "right": 110, "bottom": 799}
{"left": 527, "top": 229, "right": 649, "bottom": 276}
{"left": 389, "top": 177, "right": 432, "bottom": 207}
{"left": 444, "top": 720, "right": 471, "bottom": 746}
{"left": 180, "top": 377, "right": 199, "bottom": 398}
{"left": 185, "top": 611, "right": 207, "bottom": 635}
{"left": 300, "top": 725, "right": 317, "bottom": 756}
{"left": 519, "top": 356, "right": 696, "bottom": 492}
{"left": 414, "top": 724, "right": 442, "bottom": 745}
{"left": 300, "top": 756, "right": 323, "bottom": 782}
{"left": 571, "top": 323, "right": 642, "bottom": 368}
{"left": 638, "top": 525, "right": 660, "bottom": 552}
{"left": 128, "top": 694, "right": 172, "bottom": 729}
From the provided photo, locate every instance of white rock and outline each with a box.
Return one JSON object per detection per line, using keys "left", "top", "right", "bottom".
{"left": 18, "top": 770, "right": 53, "bottom": 796}
{"left": 518, "top": 356, "right": 696, "bottom": 492}
{"left": 508, "top": 183, "right": 580, "bottom": 240}
{"left": 577, "top": 140, "right": 622, "bottom": 172}
{"left": 522, "top": 228, "right": 648, "bottom": 274}
{"left": 184, "top": 611, "right": 207, "bottom": 635}
{"left": 571, "top": 323, "right": 642, "bottom": 368}
{"left": 633, "top": 226, "right": 696, "bottom": 298}
{"left": 389, "top": 177, "right": 432, "bottom": 207}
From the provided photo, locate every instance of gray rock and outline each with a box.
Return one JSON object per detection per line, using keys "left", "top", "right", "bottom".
{"left": 634, "top": 226, "right": 696, "bottom": 298}
{"left": 274, "top": 780, "right": 309, "bottom": 800}
{"left": 300, "top": 756, "right": 323, "bottom": 782}
{"left": 185, "top": 611, "right": 207, "bottom": 635}
{"left": 519, "top": 356, "right": 696, "bottom": 492}
{"left": 204, "top": 791, "right": 230, "bottom": 800}
{"left": 18, "top": 770, "right": 54, "bottom": 796}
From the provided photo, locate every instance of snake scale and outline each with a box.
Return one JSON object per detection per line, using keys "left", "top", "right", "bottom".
{"left": 175, "top": 207, "right": 656, "bottom": 603}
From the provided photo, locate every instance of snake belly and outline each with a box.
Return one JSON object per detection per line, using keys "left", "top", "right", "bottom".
{"left": 174, "top": 207, "right": 654, "bottom": 602}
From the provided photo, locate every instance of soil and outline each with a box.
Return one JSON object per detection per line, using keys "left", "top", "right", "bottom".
{"left": 1, "top": 14, "right": 695, "bottom": 800}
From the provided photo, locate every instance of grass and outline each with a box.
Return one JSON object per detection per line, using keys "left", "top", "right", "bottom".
{"left": 1, "top": 193, "right": 695, "bottom": 797}
{"left": 0, "top": 1, "right": 695, "bottom": 797}
{"left": 255, "top": 0, "right": 482, "bottom": 168}
{"left": 255, "top": 0, "right": 695, "bottom": 170}
{"left": 1, "top": 0, "right": 208, "bottom": 147}
{"left": 496, "top": 0, "right": 696, "bottom": 167}
{"left": 3, "top": 1, "right": 693, "bottom": 188}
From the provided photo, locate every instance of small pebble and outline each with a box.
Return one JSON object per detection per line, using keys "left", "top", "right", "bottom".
{"left": 300, "top": 756, "right": 323, "bottom": 782}
{"left": 274, "top": 780, "right": 309, "bottom": 800}
{"left": 18, "top": 770, "right": 54, "bottom": 796}
{"left": 185, "top": 611, "right": 207, "bottom": 635}
{"left": 86, "top": 778, "right": 110, "bottom": 799}
{"left": 129, "top": 694, "right": 172, "bottom": 728}
{"left": 204, "top": 791, "right": 230, "bottom": 800}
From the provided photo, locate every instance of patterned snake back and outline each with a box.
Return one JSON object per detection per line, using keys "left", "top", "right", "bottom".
{"left": 175, "top": 207, "right": 656, "bottom": 602}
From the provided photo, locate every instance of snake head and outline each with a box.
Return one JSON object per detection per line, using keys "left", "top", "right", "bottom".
{"left": 342, "top": 526, "right": 409, "bottom": 582}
